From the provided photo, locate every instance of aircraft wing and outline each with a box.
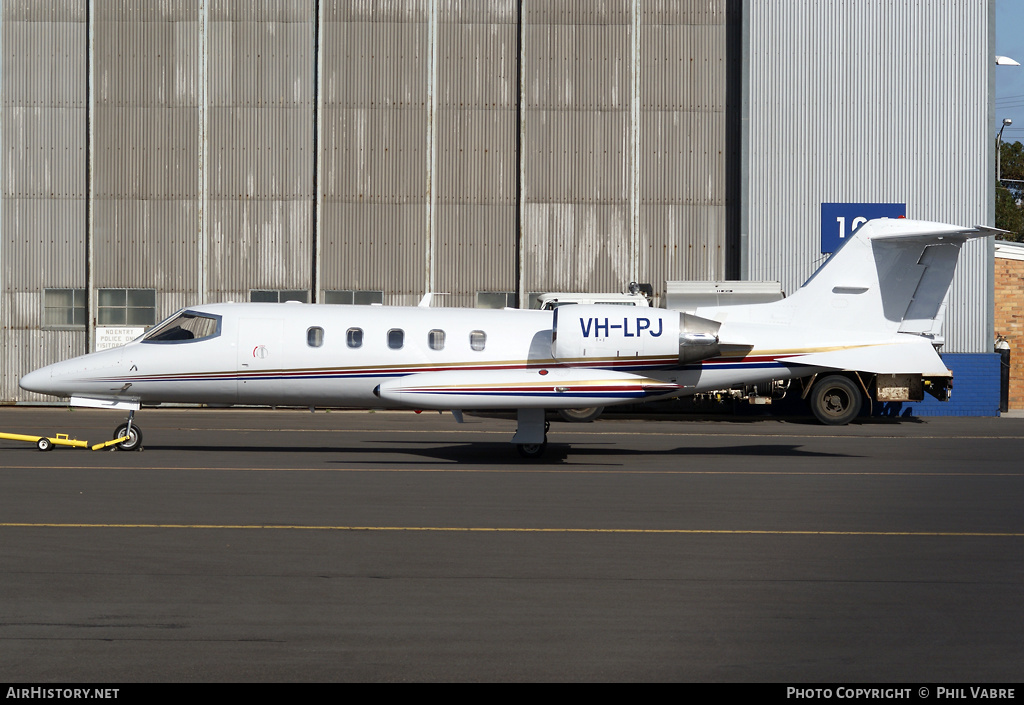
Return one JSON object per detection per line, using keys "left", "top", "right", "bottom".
{"left": 375, "top": 368, "right": 682, "bottom": 410}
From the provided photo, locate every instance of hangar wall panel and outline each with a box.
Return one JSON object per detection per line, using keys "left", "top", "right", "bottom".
{"left": 521, "top": 1, "right": 731, "bottom": 300}
{"left": 324, "top": 0, "right": 427, "bottom": 24}
{"left": 94, "top": 1, "right": 199, "bottom": 22}
{"left": 524, "top": 203, "right": 630, "bottom": 291}
{"left": 434, "top": 4, "right": 518, "bottom": 308}
{"left": 93, "top": 199, "right": 199, "bottom": 291}
{"left": 320, "top": 202, "right": 425, "bottom": 297}
{"left": 2, "top": 200, "right": 85, "bottom": 291}
{"left": 209, "top": 0, "right": 310, "bottom": 23}
{"left": 92, "top": 8, "right": 201, "bottom": 332}
{"left": 319, "top": 4, "right": 428, "bottom": 303}
{"left": 206, "top": 8, "right": 314, "bottom": 303}
{"left": 639, "top": 12, "right": 729, "bottom": 293}
{"left": 524, "top": 1, "right": 630, "bottom": 25}
{"left": 2, "top": 328, "right": 84, "bottom": 403}
{"left": 1, "top": 4, "right": 88, "bottom": 401}
{"left": 520, "top": 3, "right": 633, "bottom": 296}
{"left": 639, "top": 203, "right": 723, "bottom": 282}
{"left": 744, "top": 0, "right": 993, "bottom": 352}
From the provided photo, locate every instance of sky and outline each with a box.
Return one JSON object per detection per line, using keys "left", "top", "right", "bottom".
{"left": 996, "top": 0, "right": 1024, "bottom": 144}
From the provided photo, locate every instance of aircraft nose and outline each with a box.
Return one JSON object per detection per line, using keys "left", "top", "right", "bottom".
{"left": 20, "top": 366, "right": 54, "bottom": 395}
{"left": 20, "top": 347, "right": 127, "bottom": 399}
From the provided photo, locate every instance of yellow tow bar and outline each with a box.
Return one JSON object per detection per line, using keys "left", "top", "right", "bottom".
{"left": 0, "top": 431, "right": 130, "bottom": 452}
{"left": 90, "top": 436, "right": 131, "bottom": 450}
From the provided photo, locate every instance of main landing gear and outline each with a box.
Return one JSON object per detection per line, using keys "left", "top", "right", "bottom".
{"left": 513, "top": 408, "right": 550, "bottom": 459}
{"left": 112, "top": 410, "right": 144, "bottom": 451}
{"left": 516, "top": 435, "right": 548, "bottom": 459}
{"left": 556, "top": 406, "right": 604, "bottom": 423}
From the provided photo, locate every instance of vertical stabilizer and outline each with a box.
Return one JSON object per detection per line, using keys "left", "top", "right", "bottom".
{"left": 750, "top": 219, "right": 995, "bottom": 336}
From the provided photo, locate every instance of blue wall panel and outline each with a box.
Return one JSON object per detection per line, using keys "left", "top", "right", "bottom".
{"left": 875, "top": 353, "right": 1001, "bottom": 418}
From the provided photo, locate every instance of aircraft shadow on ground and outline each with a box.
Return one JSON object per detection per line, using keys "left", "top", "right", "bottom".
{"left": 138, "top": 441, "right": 857, "bottom": 465}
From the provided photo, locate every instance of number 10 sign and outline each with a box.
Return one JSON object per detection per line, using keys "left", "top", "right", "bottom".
{"left": 820, "top": 202, "right": 906, "bottom": 254}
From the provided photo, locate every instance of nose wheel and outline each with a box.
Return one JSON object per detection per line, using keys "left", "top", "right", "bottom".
{"left": 113, "top": 422, "right": 143, "bottom": 451}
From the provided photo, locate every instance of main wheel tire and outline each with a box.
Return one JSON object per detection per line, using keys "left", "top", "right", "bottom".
{"left": 36, "top": 437, "right": 53, "bottom": 451}
{"left": 113, "top": 423, "right": 143, "bottom": 451}
{"left": 810, "top": 375, "right": 862, "bottom": 426}
{"left": 516, "top": 440, "right": 548, "bottom": 459}
{"left": 557, "top": 406, "right": 604, "bottom": 423}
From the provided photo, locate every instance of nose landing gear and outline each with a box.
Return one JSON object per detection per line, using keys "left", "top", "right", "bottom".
{"left": 112, "top": 411, "right": 143, "bottom": 451}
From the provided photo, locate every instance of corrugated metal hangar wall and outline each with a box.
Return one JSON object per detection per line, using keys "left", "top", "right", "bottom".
{"left": 743, "top": 0, "right": 994, "bottom": 355}
{"left": 1, "top": 0, "right": 740, "bottom": 402}
{"left": 0, "top": 1, "right": 994, "bottom": 404}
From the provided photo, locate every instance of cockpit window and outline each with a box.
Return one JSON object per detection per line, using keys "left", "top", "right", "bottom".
{"left": 142, "top": 311, "right": 221, "bottom": 343}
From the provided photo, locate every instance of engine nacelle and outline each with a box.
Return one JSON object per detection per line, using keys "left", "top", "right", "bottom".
{"left": 551, "top": 304, "right": 721, "bottom": 366}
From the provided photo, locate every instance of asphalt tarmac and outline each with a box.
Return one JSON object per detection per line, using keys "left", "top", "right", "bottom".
{"left": 1, "top": 407, "right": 1022, "bottom": 682}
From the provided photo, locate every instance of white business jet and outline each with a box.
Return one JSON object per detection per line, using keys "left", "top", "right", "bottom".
{"left": 20, "top": 219, "right": 995, "bottom": 458}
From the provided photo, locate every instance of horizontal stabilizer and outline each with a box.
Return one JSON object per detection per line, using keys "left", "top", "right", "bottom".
{"left": 858, "top": 221, "right": 1002, "bottom": 243}
{"left": 376, "top": 368, "right": 682, "bottom": 410}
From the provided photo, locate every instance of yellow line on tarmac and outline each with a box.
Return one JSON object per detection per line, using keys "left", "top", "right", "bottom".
{"left": 1, "top": 523, "right": 1022, "bottom": 537}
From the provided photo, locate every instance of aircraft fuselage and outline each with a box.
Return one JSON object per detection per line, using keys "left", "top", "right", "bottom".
{"left": 20, "top": 302, "right": 821, "bottom": 410}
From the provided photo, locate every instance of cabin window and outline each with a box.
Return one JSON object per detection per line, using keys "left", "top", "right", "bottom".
{"left": 470, "top": 330, "right": 486, "bottom": 351}
{"left": 388, "top": 329, "right": 404, "bottom": 350}
{"left": 428, "top": 329, "right": 445, "bottom": 351}
{"left": 98, "top": 288, "right": 157, "bottom": 326}
{"left": 43, "top": 288, "right": 87, "bottom": 328}
{"left": 346, "top": 328, "right": 363, "bottom": 348}
{"left": 325, "top": 290, "right": 384, "bottom": 305}
{"left": 307, "top": 327, "right": 324, "bottom": 348}
{"left": 250, "top": 290, "right": 309, "bottom": 303}
{"left": 143, "top": 311, "right": 221, "bottom": 343}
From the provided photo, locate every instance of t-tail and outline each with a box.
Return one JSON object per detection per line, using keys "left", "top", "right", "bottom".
{"left": 784, "top": 218, "right": 997, "bottom": 339}
{"left": 686, "top": 218, "right": 1000, "bottom": 424}
{"left": 703, "top": 219, "right": 998, "bottom": 375}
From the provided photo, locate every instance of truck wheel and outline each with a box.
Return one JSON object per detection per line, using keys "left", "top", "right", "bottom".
{"left": 810, "top": 375, "right": 862, "bottom": 425}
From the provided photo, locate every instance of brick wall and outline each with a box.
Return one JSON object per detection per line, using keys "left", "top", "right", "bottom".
{"left": 995, "top": 257, "right": 1024, "bottom": 410}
